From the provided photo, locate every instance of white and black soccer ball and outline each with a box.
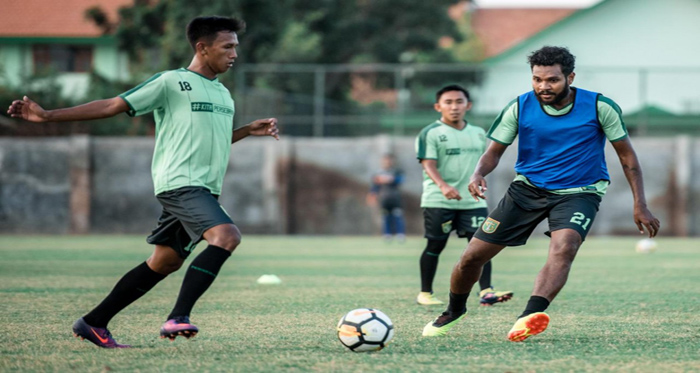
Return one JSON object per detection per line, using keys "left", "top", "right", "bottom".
{"left": 336, "top": 308, "right": 394, "bottom": 352}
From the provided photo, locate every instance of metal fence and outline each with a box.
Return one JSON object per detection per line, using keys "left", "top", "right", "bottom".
{"left": 232, "top": 64, "right": 700, "bottom": 137}
{"left": 2, "top": 63, "right": 700, "bottom": 137}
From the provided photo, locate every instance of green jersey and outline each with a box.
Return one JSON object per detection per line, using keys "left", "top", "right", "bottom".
{"left": 119, "top": 68, "right": 235, "bottom": 195}
{"left": 415, "top": 120, "right": 488, "bottom": 209}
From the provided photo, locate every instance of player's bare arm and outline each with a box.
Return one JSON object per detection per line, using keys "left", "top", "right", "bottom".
{"left": 7, "top": 96, "right": 128, "bottom": 122}
{"left": 365, "top": 192, "right": 378, "bottom": 206}
{"left": 421, "top": 159, "right": 461, "bottom": 200}
{"left": 232, "top": 117, "right": 279, "bottom": 143}
{"left": 611, "top": 138, "right": 660, "bottom": 237}
{"left": 468, "top": 142, "right": 508, "bottom": 200}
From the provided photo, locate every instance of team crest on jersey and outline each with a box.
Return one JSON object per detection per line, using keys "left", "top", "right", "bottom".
{"left": 439, "top": 135, "right": 448, "bottom": 142}
{"left": 441, "top": 220, "right": 453, "bottom": 234}
{"left": 481, "top": 218, "right": 500, "bottom": 234}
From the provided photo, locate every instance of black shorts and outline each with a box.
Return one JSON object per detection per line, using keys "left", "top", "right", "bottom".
{"left": 474, "top": 181, "right": 602, "bottom": 246}
{"left": 146, "top": 186, "right": 234, "bottom": 258}
{"left": 380, "top": 197, "right": 403, "bottom": 216}
{"left": 423, "top": 207, "right": 489, "bottom": 240}
{"left": 380, "top": 196, "right": 402, "bottom": 212}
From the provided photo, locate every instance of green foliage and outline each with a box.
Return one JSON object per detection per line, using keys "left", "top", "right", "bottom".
{"left": 88, "top": 1, "right": 471, "bottom": 90}
{"left": 77, "top": 0, "right": 481, "bottom": 136}
{"left": 86, "top": 0, "right": 168, "bottom": 72}
{"left": 1, "top": 235, "right": 699, "bottom": 371}
{"left": 292, "top": 0, "right": 463, "bottom": 64}
{"left": 0, "top": 71, "right": 71, "bottom": 112}
{"left": 283, "top": 0, "right": 467, "bottom": 102}
{"left": 84, "top": 72, "right": 153, "bottom": 136}
{"left": 0, "top": 64, "right": 153, "bottom": 136}
{"left": 450, "top": 7, "right": 486, "bottom": 62}
{"left": 262, "top": 21, "right": 322, "bottom": 63}
{"left": 85, "top": 6, "right": 113, "bottom": 34}
{"left": 0, "top": 66, "right": 85, "bottom": 136}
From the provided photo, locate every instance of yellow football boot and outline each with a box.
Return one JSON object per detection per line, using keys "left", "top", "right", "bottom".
{"left": 416, "top": 292, "right": 444, "bottom": 305}
{"left": 422, "top": 311, "right": 466, "bottom": 337}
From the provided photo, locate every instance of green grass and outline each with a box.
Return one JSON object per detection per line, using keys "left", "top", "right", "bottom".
{"left": 1, "top": 235, "right": 699, "bottom": 372}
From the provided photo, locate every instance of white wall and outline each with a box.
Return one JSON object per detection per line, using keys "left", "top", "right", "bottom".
{"left": 473, "top": 0, "right": 700, "bottom": 115}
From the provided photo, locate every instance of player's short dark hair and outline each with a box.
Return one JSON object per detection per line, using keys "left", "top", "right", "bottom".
{"left": 527, "top": 46, "right": 576, "bottom": 76}
{"left": 435, "top": 84, "right": 471, "bottom": 103}
{"left": 186, "top": 16, "right": 246, "bottom": 51}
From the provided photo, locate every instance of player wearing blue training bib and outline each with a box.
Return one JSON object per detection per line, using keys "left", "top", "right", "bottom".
{"left": 516, "top": 87, "right": 608, "bottom": 189}
{"left": 422, "top": 46, "right": 660, "bottom": 342}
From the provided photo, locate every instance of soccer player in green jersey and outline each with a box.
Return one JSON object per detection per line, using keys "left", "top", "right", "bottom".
{"left": 414, "top": 85, "right": 512, "bottom": 306}
{"left": 422, "top": 47, "right": 660, "bottom": 341}
{"left": 7, "top": 16, "right": 279, "bottom": 348}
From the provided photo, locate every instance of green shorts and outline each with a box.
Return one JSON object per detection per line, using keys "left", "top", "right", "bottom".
{"left": 423, "top": 207, "right": 489, "bottom": 240}
{"left": 146, "top": 186, "right": 234, "bottom": 258}
{"left": 474, "top": 181, "right": 601, "bottom": 246}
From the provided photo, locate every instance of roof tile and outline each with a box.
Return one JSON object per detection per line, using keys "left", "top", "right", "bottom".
{"left": 0, "top": 0, "right": 132, "bottom": 38}
{"left": 472, "top": 8, "right": 577, "bottom": 58}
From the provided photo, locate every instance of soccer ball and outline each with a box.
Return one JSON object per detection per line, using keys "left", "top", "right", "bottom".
{"left": 635, "top": 238, "right": 657, "bottom": 253}
{"left": 336, "top": 308, "right": 394, "bottom": 352}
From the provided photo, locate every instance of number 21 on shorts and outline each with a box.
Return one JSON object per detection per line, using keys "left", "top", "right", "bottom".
{"left": 570, "top": 212, "right": 591, "bottom": 230}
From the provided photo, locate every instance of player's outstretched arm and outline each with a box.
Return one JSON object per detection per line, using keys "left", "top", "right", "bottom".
{"left": 7, "top": 96, "right": 128, "bottom": 123}
{"left": 468, "top": 142, "right": 508, "bottom": 201}
{"left": 611, "top": 137, "right": 660, "bottom": 237}
{"left": 421, "top": 159, "right": 462, "bottom": 201}
{"left": 232, "top": 118, "right": 279, "bottom": 143}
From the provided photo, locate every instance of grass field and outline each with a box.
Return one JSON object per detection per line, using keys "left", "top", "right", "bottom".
{"left": 1, "top": 235, "right": 699, "bottom": 372}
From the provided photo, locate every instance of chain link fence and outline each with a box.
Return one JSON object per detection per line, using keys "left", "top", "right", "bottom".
{"left": 3, "top": 64, "right": 700, "bottom": 137}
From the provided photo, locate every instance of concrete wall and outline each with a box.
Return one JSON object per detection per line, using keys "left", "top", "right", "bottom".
{"left": 0, "top": 135, "right": 696, "bottom": 236}
{"left": 690, "top": 139, "right": 700, "bottom": 236}
{"left": 0, "top": 138, "right": 72, "bottom": 233}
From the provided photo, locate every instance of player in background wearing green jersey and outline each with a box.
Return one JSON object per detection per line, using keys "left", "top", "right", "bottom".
{"left": 414, "top": 85, "right": 512, "bottom": 306}
{"left": 7, "top": 16, "right": 279, "bottom": 348}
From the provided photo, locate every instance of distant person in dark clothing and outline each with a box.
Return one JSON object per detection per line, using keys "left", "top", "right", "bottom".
{"left": 367, "top": 154, "right": 406, "bottom": 242}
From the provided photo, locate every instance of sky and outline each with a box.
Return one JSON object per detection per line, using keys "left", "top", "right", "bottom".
{"left": 474, "top": 0, "right": 603, "bottom": 8}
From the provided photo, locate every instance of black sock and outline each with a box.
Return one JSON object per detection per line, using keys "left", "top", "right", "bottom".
{"left": 419, "top": 239, "right": 447, "bottom": 293}
{"left": 83, "top": 261, "right": 166, "bottom": 328}
{"left": 167, "top": 245, "right": 231, "bottom": 320}
{"left": 519, "top": 296, "right": 550, "bottom": 318}
{"left": 478, "top": 260, "right": 493, "bottom": 291}
{"left": 447, "top": 292, "right": 469, "bottom": 315}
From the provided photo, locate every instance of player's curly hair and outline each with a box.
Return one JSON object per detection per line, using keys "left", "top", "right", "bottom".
{"left": 187, "top": 16, "right": 246, "bottom": 51}
{"left": 527, "top": 46, "right": 576, "bottom": 75}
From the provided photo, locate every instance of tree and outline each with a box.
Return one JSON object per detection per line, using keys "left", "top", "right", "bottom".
{"left": 82, "top": 0, "right": 476, "bottom": 135}
{"left": 90, "top": 0, "right": 464, "bottom": 67}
